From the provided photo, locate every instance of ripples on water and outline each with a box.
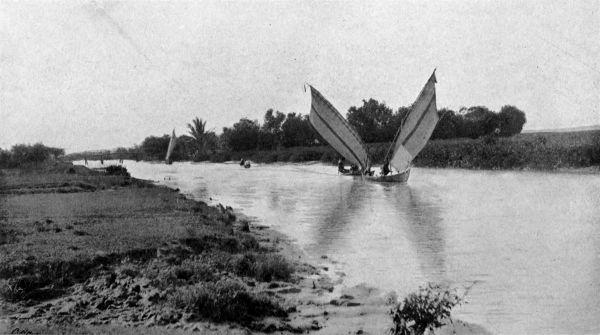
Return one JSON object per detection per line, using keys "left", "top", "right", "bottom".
{"left": 82, "top": 160, "right": 600, "bottom": 334}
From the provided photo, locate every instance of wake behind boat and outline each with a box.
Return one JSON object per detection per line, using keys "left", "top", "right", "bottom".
{"left": 308, "top": 70, "right": 439, "bottom": 183}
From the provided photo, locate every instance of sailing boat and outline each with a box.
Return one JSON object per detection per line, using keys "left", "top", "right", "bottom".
{"left": 308, "top": 85, "right": 370, "bottom": 173}
{"left": 165, "top": 129, "right": 177, "bottom": 165}
{"left": 308, "top": 70, "right": 439, "bottom": 183}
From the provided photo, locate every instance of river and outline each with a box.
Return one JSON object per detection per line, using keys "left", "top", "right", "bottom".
{"left": 81, "top": 160, "right": 600, "bottom": 334}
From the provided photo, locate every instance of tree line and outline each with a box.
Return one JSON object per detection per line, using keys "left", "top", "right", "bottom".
{"left": 0, "top": 143, "right": 65, "bottom": 168}
{"left": 138, "top": 100, "right": 526, "bottom": 160}
{"left": 137, "top": 110, "right": 320, "bottom": 161}
{"left": 55, "top": 98, "right": 526, "bottom": 162}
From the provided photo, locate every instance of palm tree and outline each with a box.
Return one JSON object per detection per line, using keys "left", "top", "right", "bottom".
{"left": 187, "top": 117, "right": 215, "bottom": 155}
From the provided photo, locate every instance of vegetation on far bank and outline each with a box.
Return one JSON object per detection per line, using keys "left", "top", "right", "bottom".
{"left": 0, "top": 143, "right": 64, "bottom": 169}
{"left": 177, "top": 130, "right": 600, "bottom": 171}
{"left": 62, "top": 99, "right": 534, "bottom": 167}
{"left": 8, "top": 94, "right": 595, "bottom": 172}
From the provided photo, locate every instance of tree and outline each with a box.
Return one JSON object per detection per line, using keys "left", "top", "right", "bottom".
{"left": 222, "top": 118, "right": 261, "bottom": 151}
{"left": 140, "top": 135, "right": 171, "bottom": 160}
{"left": 462, "top": 106, "right": 499, "bottom": 138}
{"left": 281, "top": 113, "right": 316, "bottom": 147}
{"left": 347, "top": 99, "right": 395, "bottom": 143}
{"left": 431, "top": 108, "right": 458, "bottom": 139}
{"left": 498, "top": 105, "right": 526, "bottom": 136}
{"left": 8, "top": 143, "right": 64, "bottom": 165}
{"left": 259, "top": 109, "right": 286, "bottom": 150}
{"left": 188, "top": 117, "right": 217, "bottom": 155}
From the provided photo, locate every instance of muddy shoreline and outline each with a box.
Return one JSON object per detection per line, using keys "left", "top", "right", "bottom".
{"left": 0, "top": 163, "right": 490, "bottom": 334}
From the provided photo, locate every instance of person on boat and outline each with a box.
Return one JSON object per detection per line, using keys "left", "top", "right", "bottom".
{"left": 337, "top": 158, "right": 345, "bottom": 173}
{"left": 382, "top": 159, "right": 391, "bottom": 176}
{"left": 350, "top": 164, "right": 359, "bottom": 174}
{"left": 240, "top": 158, "right": 245, "bottom": 166}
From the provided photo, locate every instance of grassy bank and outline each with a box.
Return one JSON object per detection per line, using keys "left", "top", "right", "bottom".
{"left": 203, "top": 130, "right": 600, "bottom": 171}
{"left": 0, "top": 163, "right": 304, "bottom": 333}
{"left": 413, "top": 130, "right": 600, "bottom": 170}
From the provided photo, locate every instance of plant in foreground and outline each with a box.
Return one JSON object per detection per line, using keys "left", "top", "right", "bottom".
{"left": 389, "top": 283, "right": 463, "bottom": 335}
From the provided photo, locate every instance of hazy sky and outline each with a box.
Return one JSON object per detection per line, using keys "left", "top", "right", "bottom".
{"left": 1, "top": 0, "right": 598, "bottom": 152}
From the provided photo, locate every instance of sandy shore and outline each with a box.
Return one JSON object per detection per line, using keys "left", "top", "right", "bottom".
{"left": 0, "top": 163, "right": 491, "bottom": 334}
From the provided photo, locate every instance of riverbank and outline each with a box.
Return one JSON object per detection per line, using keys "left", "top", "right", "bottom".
{"left": 218, "top": 130, "right": 600, "bottom": 171}
{"left": 68, "top": 129, "right": 599, "bottom": 172}
{"left": 0, "top": 162, "right": 489, "bottom": 334}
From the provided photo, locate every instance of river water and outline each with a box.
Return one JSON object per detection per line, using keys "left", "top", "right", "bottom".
{"left": 82, "top": 160, "right": 600, "bottom": 334}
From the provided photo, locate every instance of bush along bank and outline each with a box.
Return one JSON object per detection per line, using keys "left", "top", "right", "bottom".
{"left": 412, "top": 131, "right": 600, "bottom": 170}
{"left": 197, "top": 130, "right": 600, "bottom": 171}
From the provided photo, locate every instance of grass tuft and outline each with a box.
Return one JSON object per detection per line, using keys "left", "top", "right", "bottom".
{"left": 168, "top": 279, "right": 286, "bottom": 323}
{"left": 232, "top": 253, "right": 293, "bottom": 282}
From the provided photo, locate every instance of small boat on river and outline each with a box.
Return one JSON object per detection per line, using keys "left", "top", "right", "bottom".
{"left": 308, "top": 70, "right": 439, "bottom": 183}
{"left": 240, "top": 158, "right": 251, "bottom": 168}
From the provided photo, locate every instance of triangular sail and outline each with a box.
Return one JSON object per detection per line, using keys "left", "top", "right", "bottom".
{"left": 308, "top": 86, "right": 370, "bottom": 170}
{"left": 165, "top": 129, "right": 177, "bottom": 162}
{"left": 390, "top": 71, "right": 439, "bottom": 172}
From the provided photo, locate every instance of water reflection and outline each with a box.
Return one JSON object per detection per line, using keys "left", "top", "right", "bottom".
{"left": 390, "top": 187, "right": 447, "bottom": 282}
{"left": 310, "top": 180, "right": 364, "bottom": 254}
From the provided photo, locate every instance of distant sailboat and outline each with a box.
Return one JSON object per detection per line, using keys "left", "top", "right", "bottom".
{"left": 308, "top": 70, "right": 439, "bottom": 182}
{"left": 165, "top": 129, "right": 177, "bottom": 165}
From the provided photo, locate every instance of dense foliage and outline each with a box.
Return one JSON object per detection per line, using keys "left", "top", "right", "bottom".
{"left": 63, "top": 98, "right": 529, "bottom": 163}
{"left": 347, "top": 99, "right": 407, "bottom": 143}
{"left": 0, "top": 143, "right": 64, "bottom": 168}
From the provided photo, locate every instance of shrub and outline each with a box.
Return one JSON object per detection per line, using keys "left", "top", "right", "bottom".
{"left": 0, "top": 279, "right": 24, "bottom": 302}
{"left": 168, "top": 279, "right": 285, "bottom": 322}
{"left": 177, "top": 258, "right": 215, "bottom": 282}
{"left": 390, "top": 283, "right": 462, "bottom": 335}
{"left": 105, "top": 165, "right": 130, "bottom": 177}
{"left": 231, "top": 253, "right": 293, "bottom": 282}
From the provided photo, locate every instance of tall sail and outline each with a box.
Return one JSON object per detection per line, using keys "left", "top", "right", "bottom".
{"left": 165, "top": 129, "right": 177, "bottom": 163}
{"left": 308, "top": 86, "right": 370, "bottom": 170}
{"left": 390, "top": 71, "right": 439, "bottom": 172}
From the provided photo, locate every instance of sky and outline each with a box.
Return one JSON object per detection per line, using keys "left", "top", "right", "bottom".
{"left": 1, "top": 0, "right": 598, "bottom": 153}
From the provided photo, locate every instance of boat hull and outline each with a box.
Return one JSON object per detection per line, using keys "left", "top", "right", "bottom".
{"left": 365, "top": 168, "right": 411, "bottom": 183}
{"left": 341, "top": 168, "right": 411, "bottom": 183}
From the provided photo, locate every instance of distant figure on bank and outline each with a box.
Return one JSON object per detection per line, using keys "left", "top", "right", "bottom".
{"left": 84, "top": 157, "right": 88, "bottom": 165}
{"left": 240, "top": 158, "right": 245, "bottom": 166}
{"left": 100, "top": 158, "right": 104, "bottom": 165}
{"left": 382, "top": 159, "right": 391, "bottom": 176}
